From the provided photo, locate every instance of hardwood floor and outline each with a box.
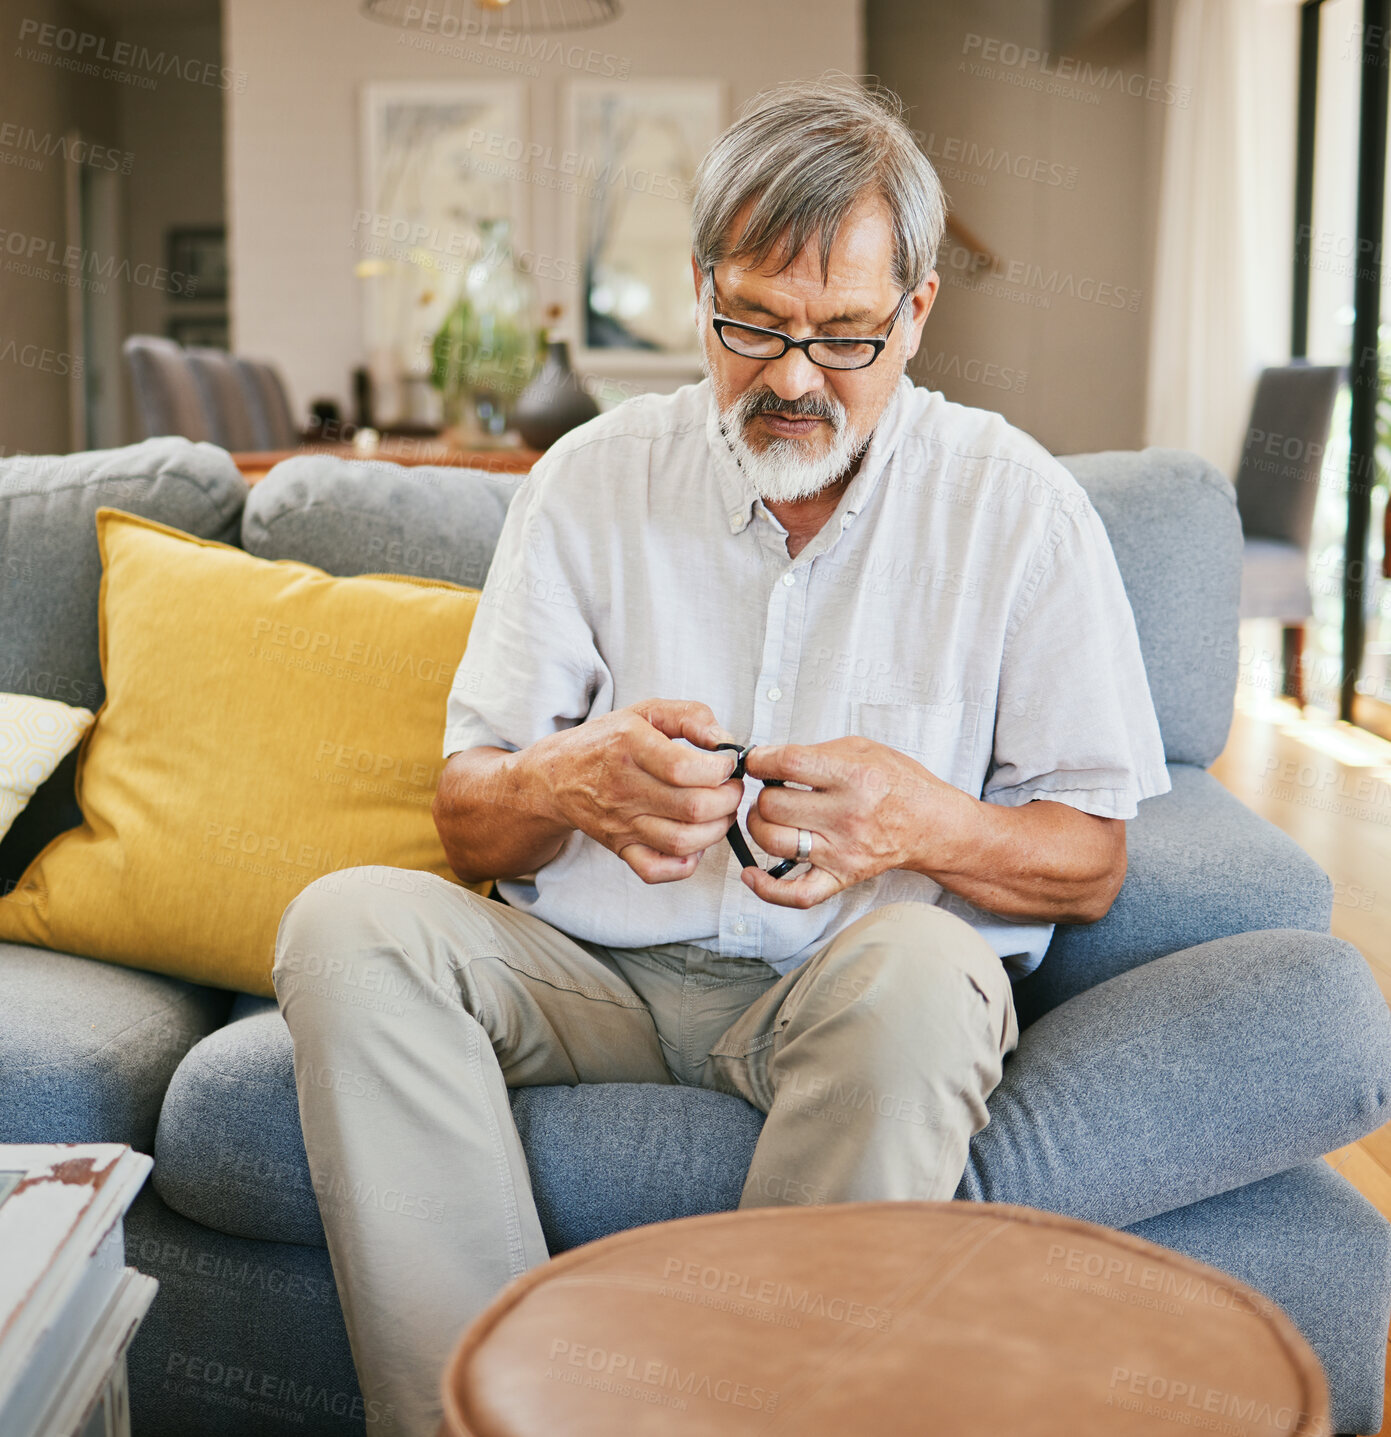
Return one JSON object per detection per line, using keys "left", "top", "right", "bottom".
{"left": 1209, "top": 692, "right": 1391, "bottom": 1435}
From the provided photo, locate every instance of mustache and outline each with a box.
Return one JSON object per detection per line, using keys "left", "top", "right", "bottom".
{"left": 732, "top": 388, "right": 845, "bottom": 425}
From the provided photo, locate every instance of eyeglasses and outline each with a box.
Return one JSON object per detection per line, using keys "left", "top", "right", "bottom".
{"left": 714, "top": 742, "right": 802, "bottom": 879}
{"left": 707, "top": 268, "right": 910, "bottom": 372}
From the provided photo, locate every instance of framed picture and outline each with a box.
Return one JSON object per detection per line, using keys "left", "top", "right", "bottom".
{"left": 167, "top": 227, "right": 227, "bottom": 302}
{"left": 566, "top": 79, "right": 724, "bottom": 373}
{"left": 359, "top": 80, "right": 529, "bottom": 421}
{"left": 166, "top": 314, "right": 229, "bottom": 349}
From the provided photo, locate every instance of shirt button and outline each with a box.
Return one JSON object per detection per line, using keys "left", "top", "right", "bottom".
{"left": 767, "top": 687, "right": 782, "bottom": 702}
{"left": 781, "top": 572, "right": 795, "bottom": 586}
{"left": 733, "top": 919, "right": 746, "bottom": 935}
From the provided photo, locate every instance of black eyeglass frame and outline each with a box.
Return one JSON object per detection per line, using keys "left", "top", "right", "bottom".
{"left": 706, "top": 267, "right": 912, "bottom": 372}
{"left": 714, "top": 742, "right": 803, "bottom": 879}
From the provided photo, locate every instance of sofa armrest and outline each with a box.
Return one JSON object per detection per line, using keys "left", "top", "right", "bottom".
{"left": 963, "top": 929, "right": 1391, "bottom": 1230}
{"left": 0, "top": 941, "right": 233, "bottom": 1150}
{"left": 1013, "top": 762, "right": 1332, "bottom": 1027}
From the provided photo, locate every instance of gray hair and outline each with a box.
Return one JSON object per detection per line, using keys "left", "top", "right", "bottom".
{"left": 691, "top": 78, "right": 945, "bottom": 295}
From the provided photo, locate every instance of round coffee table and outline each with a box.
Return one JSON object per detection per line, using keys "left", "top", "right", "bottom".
{"left": 439, "top": 1202, "right": 1329, "bottom": 1435}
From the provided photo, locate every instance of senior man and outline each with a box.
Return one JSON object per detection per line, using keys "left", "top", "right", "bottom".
{"left": 275, "top": 80, "right": 1168, "bottom": 1434}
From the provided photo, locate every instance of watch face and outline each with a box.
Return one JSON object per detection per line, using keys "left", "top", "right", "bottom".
{"left": 0, "top": 1172, "right": 23, "bottom": 1209}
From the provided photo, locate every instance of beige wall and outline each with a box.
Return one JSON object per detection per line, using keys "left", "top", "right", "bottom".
{"left": 223, "top": 0, "right": 864, "bottom": 422}
{"left": 0, "top": 0, "right": 91, "bottom": 455}
{"left": 1307, "top": 0, "right": 1361, "bottom": 366}
{"left": 117, "top": 13, "right": 226, "bottom": 366}
{"left": 867, "top": 0, "right": 1153, "bottom": 454}
{"left": 0, "top": 1, "right": 225, "bottom": 455}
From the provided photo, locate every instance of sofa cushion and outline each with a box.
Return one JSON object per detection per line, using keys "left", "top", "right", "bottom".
{"left": 241, "top": 456, "right": 520, "bottom": 587}
{"left": 0, "top": 940, "right": 231, "bottom": 1150}
{"left": 1131, "top": 1162, "right": 1391, "bottom": 1437}
{"left": 962, "top": 928, "right": 1391, "bottom": 1233}
{"left": 157, "top": 922, "right": 1391, "bottom": 1259}
{"left": 512, "top": 1083, "right": 764, "bottom": 1250}
{"left": 124, "top": 1185, "right": 364, "bottom": 1437}
{"left": 1024, "top": 763, "right": 1332, "bottom": 1026}
{"left": 0, "top": 508, "right": 486, "bottom": 996}
{"left": 0, "top": 438, "right": 247, "bottom": 888}
{"left": 1060, "top": 447, "right": 1241, "bottom": 768}
{"left": 156, "top": 1000, "right": 322, "bottom": 1244}
{"left": 154, "top": 999, "right": 764, "bottom": 1250}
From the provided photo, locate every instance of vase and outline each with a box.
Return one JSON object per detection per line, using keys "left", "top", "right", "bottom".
{"left": 430, "top": 219, "right": 538, "bottom": 438}
{"left": 513, "top": 331, "right": 601, "bottom": 450}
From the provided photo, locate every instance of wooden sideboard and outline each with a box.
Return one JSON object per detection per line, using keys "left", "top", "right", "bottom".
{"left": 231, "top": 441, "right": 541, "bottom": 485}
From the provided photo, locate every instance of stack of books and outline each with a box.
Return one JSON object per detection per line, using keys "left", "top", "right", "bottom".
{"left": 0, "top": 1144, "right": 157, "bottom": 1437}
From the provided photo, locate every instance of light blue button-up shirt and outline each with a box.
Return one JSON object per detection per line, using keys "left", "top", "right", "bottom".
{"left": 443, "top": 377, "right": 1170, "bottom": 977}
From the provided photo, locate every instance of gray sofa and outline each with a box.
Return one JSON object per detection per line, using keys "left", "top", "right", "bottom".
{"left": 1, "top": 436, "right": 1389, "bottom": 1436}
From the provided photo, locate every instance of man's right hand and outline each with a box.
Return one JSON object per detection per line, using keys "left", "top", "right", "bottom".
{"left": 528, "top": 698, "right": 744, "bottom": 884}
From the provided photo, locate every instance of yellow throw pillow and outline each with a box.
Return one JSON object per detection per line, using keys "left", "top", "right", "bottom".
{"left": 0, "top": 507, "right": 487, "bottom": 996}
{"left": 0, "top": 693, "right": 96, "bottom": 842}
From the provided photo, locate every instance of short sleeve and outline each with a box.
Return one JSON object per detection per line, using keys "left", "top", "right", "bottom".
{"left": 983, "top": 493, "right": 1171, "bottom": 820}
{"left": 442, "top": 466, "right": 608, "bottom": 760}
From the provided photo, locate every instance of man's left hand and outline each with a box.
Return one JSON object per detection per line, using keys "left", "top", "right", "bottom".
{"left": 741, "top": 737, "right": 974, "bottom": 908}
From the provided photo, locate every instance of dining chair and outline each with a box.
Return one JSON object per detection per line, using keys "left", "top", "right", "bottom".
{"left": 186, "top": 348, "right": 262, "bottom": 452}
{"left": 121, "top": 336, "right": 212, "bottom": 443}
{"left": 238, "top": 359, "right": 301, "bottom": 449}
{"left": 1234, "top": 363, "right": 1343, "bottom": 704}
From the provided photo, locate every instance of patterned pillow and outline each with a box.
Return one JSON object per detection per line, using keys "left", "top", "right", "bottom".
{"left": 0, "top": 693, "right": 95, "bottom": 844}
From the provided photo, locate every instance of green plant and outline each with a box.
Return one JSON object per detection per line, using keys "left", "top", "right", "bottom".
{"left": 429, "top": 298, "right": 540, "bottom": 406}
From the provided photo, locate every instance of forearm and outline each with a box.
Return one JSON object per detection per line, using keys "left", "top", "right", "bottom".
{"left": 432, "top": 744, "right": 571, "bottom": 885}
{"left": 912, "top": 791, "right": 1126, "bottom": 924}
{"left": 434, "top": 701, "right": 745, "bottom": 888}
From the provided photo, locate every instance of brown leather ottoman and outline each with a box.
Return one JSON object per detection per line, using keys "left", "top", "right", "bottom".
{"left": 440, "top": 1202, "right": 1330, "bottom": 1436}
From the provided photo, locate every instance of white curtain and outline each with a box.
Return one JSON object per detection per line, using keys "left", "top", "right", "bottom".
{"left": 1145, "top": 0, "right": 1299, "bottom": 474}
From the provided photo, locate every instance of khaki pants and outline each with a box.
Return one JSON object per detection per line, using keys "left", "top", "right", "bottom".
{"left": 272, "top": 867, "right": 1018, "bottom": 1437}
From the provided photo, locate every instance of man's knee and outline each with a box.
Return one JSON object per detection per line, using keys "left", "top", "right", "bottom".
{"left": 818, "top": 903, "right": 998, "bottom": 988}
{"left": 852, "top": 900, "right": 994, "bottom": 952}
{"left": 272, "top": 866, "right": 488, "bottom": 1010}
{"left": 281, "top": 864, "right": 450, "bottom": 929}
{"left": 799, "top": 903, "right": 1012, "bottom": 1039}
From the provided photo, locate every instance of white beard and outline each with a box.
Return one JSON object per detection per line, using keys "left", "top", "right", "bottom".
{"left": 721, "top": 397, "right": 870, "bottom": 503}
{"left": 700, "top": 332, "right": 871, "bottom": 504}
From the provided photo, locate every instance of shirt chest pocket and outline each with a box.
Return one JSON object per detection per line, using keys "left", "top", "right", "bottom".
{"left": 849, "top": 700, "right": 982, "bottom": 796}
